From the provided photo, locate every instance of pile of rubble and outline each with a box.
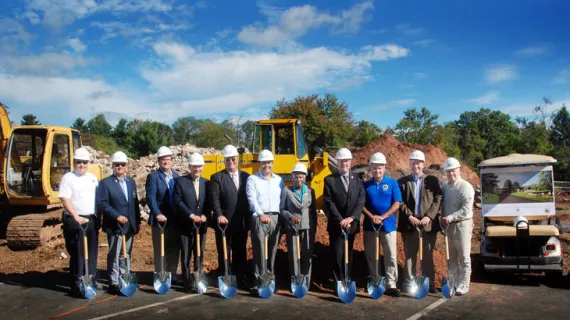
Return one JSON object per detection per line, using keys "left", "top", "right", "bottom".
{"left": 83, "top": 144, "right": 222, "bottom": 220}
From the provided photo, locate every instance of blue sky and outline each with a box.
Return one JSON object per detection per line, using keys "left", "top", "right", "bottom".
{"left": 1, "top": 0, "right": 570, "bottom": 129}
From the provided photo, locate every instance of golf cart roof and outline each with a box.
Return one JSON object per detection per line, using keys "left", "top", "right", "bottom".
{"left": 478, "top": 153, "right": 557, "bottom": 168}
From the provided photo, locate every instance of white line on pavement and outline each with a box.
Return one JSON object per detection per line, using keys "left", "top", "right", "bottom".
{"left": 88, "top": 294, "right": 199, "bottom": 320}
{"left": 406, "top": 298, "right": 447, "bottom": 320}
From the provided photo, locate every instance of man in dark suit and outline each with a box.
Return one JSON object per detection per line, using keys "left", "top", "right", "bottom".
{"left": 209, "top": 145, "right": 250, "bottom": 289}
{"left": 146, "top": 146, "right": 181, "bottom": 281}
{"left": 323, "top": 147, "right": 365, "bottom": 286}
{"left": 173, "top": 152, "right": 210, "bottom": 291}
{"left": 97, "top": 151, "right": 141, "bottom": 295}
{"left": 398, "top": 150, "right": 442, "bottom": 294}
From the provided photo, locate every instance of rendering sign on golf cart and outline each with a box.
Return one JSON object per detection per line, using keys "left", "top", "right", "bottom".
{"left": 479, "top": 154, "right": 563, "bottom": 276}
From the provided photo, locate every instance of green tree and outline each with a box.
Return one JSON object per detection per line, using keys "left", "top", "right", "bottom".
{"left": 112, "top": 118, "right": 129, "bottom": 147}
{"left": 21, "top": 114, "right": 41, "bottom": 125}
{"left": 550, "top": 105, "right": 570, "bottom": 180}
{"left": 193, "top": 119, "right": 228, "bottom": 150}
{"left": 87, "top": 114, "right": 112, "bottom": 137}
{"left": 172, "top": 116, "right": 203, "bottom": 145}
{"left": 433, "top": 122, "right": 462, "bottom": 158}
{"left": 454, "top": 108, "right": 519, "bottom": 169}
{"left": 350, "top": 120, "right": 382, "bottom": 147}
{"left": 269, "top": 93, "right": 354, "bottom": 157}
{"left": 241, "top": 120, "right": 257, "bottom": 151}
{"left": 71, "top": 117, "right": 88, "bottom": 132}
{"left": 394, "top": 107, "right": 439, "bottom": 145}
{"left": 126, "top": 120, "right": 174, "bottom": 157}
{"left": 516, "top": 120, "right": 552, "bottom": 155}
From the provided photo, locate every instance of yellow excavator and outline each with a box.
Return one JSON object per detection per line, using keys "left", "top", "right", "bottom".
{"left": 202, "top": 119, "right": 340, "bottom": 210}
{"left": 0, "top": 103, "right": 103, "bottom": 249}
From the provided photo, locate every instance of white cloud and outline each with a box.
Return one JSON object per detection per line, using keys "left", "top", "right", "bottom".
{"left": 412, "top": 39, "right": 435, "bottom": 47}
{"left": 2, "top": 53, "right": 89, "bottom": 75}
{"left": 374, "top": 98, "right": 416, "bottom": 110}
{"left": 0, "top": 18, "right": 33, "bottom": 51}
{"left": 238, "top": 1, "right": 374, "bottom": 47}
{"left": 466, "top": 91, "right": 499, "bottom": 105}
{"left": 515, "top": 45, "right": 550, "bottom": 57}
{"left": 395, "top": 23, "right": 424, "bottom": 35}
{"left": 23, "top": 0, "right": 175, "bottom": 30}
{"left": 67, "top": 38, "right": 86, "bottom": 52}
{"left": 485, "top": 65, "right": 517, "bottom": 83}
{"left": 553, "top": 68, "right": 570, "bottom": 84}
{"left": 90, "top": 20, "right": 188, "bottom": 43}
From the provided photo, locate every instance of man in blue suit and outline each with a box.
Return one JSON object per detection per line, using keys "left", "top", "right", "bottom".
{"left": 97, "top": 151, "right": 141, "bottom": 295}
{"left": 173, "top": 152, "right": 210, "bottom": 291}
{"left": 146, "top": 146, "right": 181, "bottom": 282}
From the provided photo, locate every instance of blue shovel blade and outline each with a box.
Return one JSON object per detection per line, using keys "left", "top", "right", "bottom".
{"left": 441, "top": 277, "right": 454, "bottom": 299}
{"left": 291, "top": 275, "right": 308, "bottom": 298}
{"left": 79, "top": 278, "right": 97, "bottom": 299}
{"left": 119, "top": 273, "right": 137, "bottom": 297}
{"left": 258, "top": 279, "right": 275, "bottom": 299}
{"left": 414, "top": 276, "right": 429, "bottom": 300}
{"left": 337, "top": 280, "right": 356, "bottom": 304}
{"left": 218, "top": 275, "right": 237, "bottom": 299}
{"left": 367, "top": 276, "right": 385, "bottom": 300}
{"left": 153, "top": 271, "right": 171, "bottom": 295}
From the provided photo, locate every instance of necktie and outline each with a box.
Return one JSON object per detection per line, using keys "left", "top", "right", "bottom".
{"left": 194, "top": 178, "right": 200, "bottom": 200}
{"left": 232, "top": 172, "right": 239, "bottom": 189}
{"left": 167, "top": 176, "right": 174, "bottom": 204}
{"left": 343, "top": 175, "right": 349, "bottom": 192}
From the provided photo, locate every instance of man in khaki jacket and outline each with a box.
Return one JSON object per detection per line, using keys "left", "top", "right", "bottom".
{"left": 398, "top": 150, "right": 442, "bottom": 294}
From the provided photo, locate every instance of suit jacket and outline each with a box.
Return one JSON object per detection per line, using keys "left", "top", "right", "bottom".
{"left": 97, "top": 174, "right": 141, "bottom": 235}
{"left": 323, "top": 171, "right": 365, "bottom": 236}
{"left": 145, "top": 169, "right": 180, "bottom": 227}
{"left": 398, "top": 174, "right": 442, "bottom": 233}
{"left": 173, "top": 175, "right": 210, "bottom": 235}
{"left": 209, "top": 169, "right": 250, "bottom": 235}
{"left": 280, "top": 185, "right": 317, "bottom": 232}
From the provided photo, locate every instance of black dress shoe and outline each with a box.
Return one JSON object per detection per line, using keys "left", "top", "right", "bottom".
{"left": 108, "top": 284, "right": 120, "bottom": 294}
{"left": 429, "top": 286, "right": 438, "bottom": 294}
{"left": 385, "top": 288, "right": 402, "bottom": 297}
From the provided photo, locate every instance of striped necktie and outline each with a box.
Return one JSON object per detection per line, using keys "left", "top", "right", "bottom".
{"left": 342, "top": 174, "right": 349, "bottom": 192}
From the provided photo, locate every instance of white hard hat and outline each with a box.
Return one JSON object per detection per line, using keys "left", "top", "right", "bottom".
{"left": 369, "top": 152, "right": 387, "bottom": 165}
{"left": 513, "top": 216, "right": 529, "bottom": 229}
{"left": 410, "top": 150, "right": 425, "bottom": 162}
{"left": 292, "top": 163, "right": 308, "bottom": 175}
{"left": 188, "top": 152, "right": 205, "bottom": 166}
{"left": 336, "top": 147, "right": 352, "bottom": 160}
{"left": 258, "top": 149, "right": 274, "bottom": 162}
{"left": 156, "top": 146, "right": 172, "bottom": 158}
{"left": 222, "top": 145, "right": 239, "bottom": 158}
{"left": 73, "top": 147, "right": 90, "bottom": 161}
{"left": 111, "top": 151, "right": 128, "bottom": 163}
{"left": 444, "top": 157, "right": 461, "bottom": 171}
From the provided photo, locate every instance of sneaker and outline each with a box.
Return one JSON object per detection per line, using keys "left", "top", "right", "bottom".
{"left": 108, "top": 284, "right": 120, "bottom": 295}
{"left": 455, "top": 286, "right": 469, "bottom": 296}
{"left": 385, "top": 288, "right": 402, "bottom": 297}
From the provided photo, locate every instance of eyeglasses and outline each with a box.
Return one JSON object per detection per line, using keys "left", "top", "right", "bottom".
{"left": 114, "top": 163, "right": 127, "bottom": 167}
{"left": 75, "top": 160, "right": 89, "bottom": 165}
{"left": 225, "top": 157, "right": 237, "bottom": 162}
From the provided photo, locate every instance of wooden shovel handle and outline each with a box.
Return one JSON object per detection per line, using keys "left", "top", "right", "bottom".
{"left": 445, "top": 235, "right": 449, "bottom": 260}
{"left": 419, "top": 235, "right": 423, "bottom": 261}
{"left": 296, "top": 235, "right": 301, "bottom": 260}
{"left": 376, "top": 235, "right": 379, "bottom": 261}
{"left": 223, "top": 235, "right": 228, "bottom": 260}
{"left": 83, "top": 235, "right": 89, "bottom": 261}
{"left": 344, "top": 236, "right": 348, "bottom": 265}
{"left": 264, "top": 235, "right": 268, "bottom": 260}
{"left": 196, "top": 232, "right": 201, "bottom": 257}
{"left": 160, "top": 233, "right": 165, "bottom": 257}
{"left": 122, "top": 235, "right": 128, "bottom": 259}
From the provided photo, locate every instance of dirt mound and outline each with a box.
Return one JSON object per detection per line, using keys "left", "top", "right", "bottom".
{"left": 351, "top": 134, "right": 480, "bottom": 185}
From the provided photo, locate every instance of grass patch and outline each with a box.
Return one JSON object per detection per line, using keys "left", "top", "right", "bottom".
{"left": 511, "top": 191, "right": 554, "bottom": 202}
{"left": 482, "top": 193, "right": 500, "bottom": 204}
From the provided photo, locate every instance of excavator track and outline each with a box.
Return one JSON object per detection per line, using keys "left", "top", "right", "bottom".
{"left": 6, "top": 209, "right": 63, "bottom": 250}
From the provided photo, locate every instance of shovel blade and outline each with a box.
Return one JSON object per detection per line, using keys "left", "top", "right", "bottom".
{"left": 367, "top": 276, "right": 385, "bottom": 300}
{"left": 192, "top": 272, "right": 208, "bottom": 295}
{"left": 257, "top": 274, "right": 275, "bottom": 299}
{"left": 441, "top": 277, "right": 455, "bottom": 299}
{"left": 218, "top": 275, "right": 237, "bottom": 299}
{"left": 153, "top": 271, "right": 172, "bottom": 295}
{"left": 119, "top": 273, "right": 137, "bottom": 297}
{"left": 79, "top": 276, "right": 97, "bottom": 299}
{"left": 291, "top": 275, "right": 308, "bottom": 298}
{"left": 336, "top": 280, "right": 356, "bottom": 304}
{"left": 413, "top": 276, "right": 429, "bottom": 300}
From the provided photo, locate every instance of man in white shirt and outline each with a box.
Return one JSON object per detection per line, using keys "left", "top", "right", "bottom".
{"left": 246, "top": 149, "right": 284, "bottom": 292}
{"left": 440, "top": 157, "right": 475, "bottom": 296}
{"left": 59, "top": 147, "right": 100, "bottom": 297}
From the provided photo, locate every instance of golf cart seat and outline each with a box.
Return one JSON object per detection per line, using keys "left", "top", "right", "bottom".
{"left": 485, "top": 216, "right": 559, "bottom": 237}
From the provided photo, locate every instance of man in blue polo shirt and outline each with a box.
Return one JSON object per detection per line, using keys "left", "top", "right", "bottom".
{"left": 363, "top": 152, "right": 402, "bottom": 297}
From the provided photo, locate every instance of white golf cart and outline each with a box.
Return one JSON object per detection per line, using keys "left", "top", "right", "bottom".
{"left": 479, "top": 154, "right": 564, "bottom": 277}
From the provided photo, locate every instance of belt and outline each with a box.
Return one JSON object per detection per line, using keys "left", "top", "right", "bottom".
{"left": 263, "top": 212, "right": 279, "bottom": 215}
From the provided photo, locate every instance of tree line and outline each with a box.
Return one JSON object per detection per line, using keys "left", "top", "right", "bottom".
{"left": 17, "top": 94, "right": 570, "bottom": 180}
